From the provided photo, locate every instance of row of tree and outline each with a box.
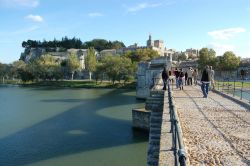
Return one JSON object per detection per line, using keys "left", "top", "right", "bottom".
{"left": 1, "top": 47, "right": 160, "bottom": 83}
{"left": 198, "top": 48, "right": 241, "bottom": 71}
{"left": 22, "top": 37, "right": 125, "bottom": 51}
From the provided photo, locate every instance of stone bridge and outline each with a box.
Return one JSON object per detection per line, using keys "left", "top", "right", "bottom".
{"left": 133, "top": 59, "right": 250, "bottom": 166}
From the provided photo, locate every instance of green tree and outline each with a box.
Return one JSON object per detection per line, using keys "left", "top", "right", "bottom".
{"left": 33, "top": 54, "right": 63, "bottom": 80}
{"left": 85, "top": 47, "right": 97, "bottom": 80}
{"left": 10, "top": 60, "right": 26, "bottom": 80}
{"left": 101, "top": 55, "right": 121, "bottom": 84}
{"left": 0, "top": 63, "right": 9, "bottom": 83}
{"left": 100, "top": 55, "right": 135, "bottom": 84}
{"left": 66, "top": 53, "right": 80, "bottom": 80}
{"left": 124, "top": 48, "right": 159, "bottom": 63}
{"left": 93, "top": 62, "right": 105, "bottom": 84}
{"left": 198, "top": 48, "right": 216, "bottom": 69}
{"left": 218, "top": 51, "right": 240, "bottom": 71}
{"left": 119, "top": 57, "right": 135, "bottom": 84}
{"left": 177, "top": 52, "right": 187, "bottom": 61}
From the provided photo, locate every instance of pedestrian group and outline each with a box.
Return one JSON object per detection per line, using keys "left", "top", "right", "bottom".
{"left": 161, "top": 65, "right": 215, "bottom": 98}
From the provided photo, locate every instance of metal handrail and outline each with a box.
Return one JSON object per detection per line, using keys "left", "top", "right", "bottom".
{"left": 167, "top": 83, "right": 187, "bottom": 166}
{"left": 215, "top": 79, "right": 250, "bottom": 101}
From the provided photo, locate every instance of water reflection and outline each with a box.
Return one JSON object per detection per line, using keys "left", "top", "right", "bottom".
{"left": 0, "top": 87, "right": 147, "bottom": 166}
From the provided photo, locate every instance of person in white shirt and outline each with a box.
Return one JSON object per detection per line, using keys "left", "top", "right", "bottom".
{"left": 187, "top": 67, "right": 193, "bottom": 85}
{"left": 210, "top": 66, "right": 215, "bottom": 90}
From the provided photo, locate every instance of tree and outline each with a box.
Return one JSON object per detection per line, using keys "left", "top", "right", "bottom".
{"left": 32, "top": 54, "right": 63, "bottom": 80}
{"left": 198, "top": 48, "right": 216, "bottom": 69}
{"left": 119, "top": 57, "right": 135, "bottom": 84}
{"left": 111, "top": 41, "right": 125, "bottom": 49}
{"left": 218, "top": 51, "right": 240, "bottom": 71}
{"left": 85, "top": 47, "right": 97, "bottom": 80}
{"left": 9, "top": 60, "right": 26, "bottom": 80}
{"left": 124, "top": 48, "right": 159, "bottom": 63}
{"left": 0, "top": 63, "right": 9, "bottom": 83}
{"left": 177, "top": 52, "right": 187, "bottom": 61}
{"left": 93, "top": 62, "right": 105, "bottom": 84}
{"left": 100, "top": 55, "right": 135, "bottom": 84}
{"left": 101, "top": 55, "right": 121, "bottom": 84}
{"left": 66, "top": 53, "right": 80, "bottom": 80}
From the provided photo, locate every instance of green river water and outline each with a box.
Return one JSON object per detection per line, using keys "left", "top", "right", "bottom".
{"left": 0, "top": 86, "right": 148, "bottom": 166}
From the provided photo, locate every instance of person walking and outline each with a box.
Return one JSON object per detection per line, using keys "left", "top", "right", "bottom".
{"left": 210, "top": 66, "right": 215, "bottom": 90}
{"left": 185, "top": 71, "right": 188, "bottom": 85}
{"left": 179, "top": 68, "right": 185, "bottom": 90}
{"left": 193, "top": 69, "right": 198, "bottom": 85}
{"left": 174, "top": 68, "right": 180, "bottom": 89}
{"left": 162, "top": 67, "right": 169, "bottom": 90}
{"left": 201, "top": 65, "right": 211, "bottom": 98}
{"left": 187, "top": 67, "right": 193, "bottom": 85}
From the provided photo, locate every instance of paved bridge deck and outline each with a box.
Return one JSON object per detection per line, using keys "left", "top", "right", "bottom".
{"left": 173, "top": 85, "right": 250, "bottom": 165}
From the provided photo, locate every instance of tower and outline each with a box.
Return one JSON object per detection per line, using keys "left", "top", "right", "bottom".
{"left": 147, "top": 34, "right": 154, "bottom": 48}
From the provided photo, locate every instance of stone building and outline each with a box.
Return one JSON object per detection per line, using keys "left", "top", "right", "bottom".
{"left": 185, "top": 48, "right": 199, "bottom": 59}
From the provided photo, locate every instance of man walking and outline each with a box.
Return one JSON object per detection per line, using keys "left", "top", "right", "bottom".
{"left": 187, "top": 67, "right": 193, "bottom": 85}
{"left": 210, "top": 66, "right": 215, "bottom": 90}
{"left": 162, "top": 67, "right": 169, "bottom": 90}
{"left": 201, "top": 65, "right": 211, "bottom": 98}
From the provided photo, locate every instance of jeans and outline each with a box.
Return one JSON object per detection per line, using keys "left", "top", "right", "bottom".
{"left": 201, "top": 82, "right": 210, "bottom": 97}
{"left": 163, "top": 79, "right": 168, "bottom": 90}
{"left": 187, "top": 77, "right": 192, "bottom": 85}
{"left": 175, "top": 78, "right": 179, "bottom": 88}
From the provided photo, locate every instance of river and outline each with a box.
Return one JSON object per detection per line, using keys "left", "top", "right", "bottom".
{"left": 0, "top": 86, "right": 148, "bottom": 166}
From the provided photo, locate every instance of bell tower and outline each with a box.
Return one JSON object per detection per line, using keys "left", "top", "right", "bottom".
{"left": 147, "top": 34, "right": 154, "bottom": 48}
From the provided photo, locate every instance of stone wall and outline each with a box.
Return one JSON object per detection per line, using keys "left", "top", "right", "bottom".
{"left": 136, "top": 57, "right": 171, "bottom": 99}
{"left": 132, "top": 108, "right": 151, "bottom": 131}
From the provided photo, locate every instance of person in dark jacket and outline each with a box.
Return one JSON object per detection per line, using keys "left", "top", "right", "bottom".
{"left": 201, "top": 65, "right": 211, "bottom": 98}
{"left": 184, "top": 71, "right": 188, "bottom": 85}
{"left": 179, "top": 68, "right": 184, "bottom": 90}
{"left": 174, "top": 68, "right": 180, "bottom": 88}
{"left": 162, "top": 67, "right": 169, "bottom": 90}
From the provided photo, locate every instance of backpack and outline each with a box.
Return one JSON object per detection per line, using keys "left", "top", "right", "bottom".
{"left": 180, "top": 71, "right": 184, "bottom": 78}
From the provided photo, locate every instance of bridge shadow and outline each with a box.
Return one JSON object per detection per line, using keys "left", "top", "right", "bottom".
{"left": 0, "top": 89, "right": 148, "bottom": 166}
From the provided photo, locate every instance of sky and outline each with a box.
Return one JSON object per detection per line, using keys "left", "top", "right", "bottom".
{"left": 0, "top": 0, "right": 250, "bottom": 63}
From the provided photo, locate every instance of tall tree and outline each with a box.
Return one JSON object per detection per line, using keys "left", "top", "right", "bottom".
{"left": 124, "top": 48, "right": 159, "bottom": 63}
{"left": 177, "top": 52, "right": 187, "bottom": 61}
{"left": 10, "top": 60, "right": 26, "bottom": 80}
{"left": 67, "top": 53, "right": 80, "bottom": 80}
{"left": 85, "top": 47, "right": 97, "bottom": 80}
{"left": 198, "top": 48, "right": 216, "bottom": 69}
{"left": 219, "top": 51, "right": 240, "bottom": 71}
{"left": 100, "top": 55, "right": 135, "bottom": 84}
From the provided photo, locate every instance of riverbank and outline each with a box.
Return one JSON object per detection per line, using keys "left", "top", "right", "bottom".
{"left": 0, "top": 80, "right": 136, "bottom": 89}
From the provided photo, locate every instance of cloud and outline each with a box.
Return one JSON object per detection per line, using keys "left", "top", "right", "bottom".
{"left": 207, "top": 42, "right": 235, "bottom": 56}
{"left": 88, "top": 12, "right": 103, "bottom": 17}
{"left": 126, "top": 2, "right": 162, "bottom": 13}
{"left": 25, "top": 14, "right": 43, "bottom": 22}
{"left": 208, "top": 27, "right": 246, "bottom": 40}
{"left": 0, "top": 0, "right": 39, "bottom": 8}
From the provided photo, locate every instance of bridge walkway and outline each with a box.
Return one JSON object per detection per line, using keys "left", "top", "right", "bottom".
{"left": 173, "top": 85, "right": 250, "bottom": 165}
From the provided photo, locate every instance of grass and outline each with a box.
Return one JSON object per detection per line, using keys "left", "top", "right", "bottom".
{"left": 215, "top": 81, "right": 250, "bottom": 88}
{"left": 0, "top": 79, "right": 136, "bottom": 89}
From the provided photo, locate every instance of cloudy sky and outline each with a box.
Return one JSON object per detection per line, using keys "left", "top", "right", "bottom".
{"left": 0, "top": 0, "right": 250, "bottom": 63}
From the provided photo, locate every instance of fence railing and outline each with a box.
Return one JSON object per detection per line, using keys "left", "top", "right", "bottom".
{"left": 167, "top": 83, "right": 187, "bottom": 166}
{"left": 214, "top": 79, "right": 250, "bottom": 101}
